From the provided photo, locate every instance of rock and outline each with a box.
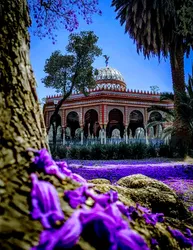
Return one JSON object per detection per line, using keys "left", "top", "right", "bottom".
{"left": 88, "top": 178, "right": 111, "bottom": 185}
{"left": 116, "top": 174, "right": 191, "bottom": 219}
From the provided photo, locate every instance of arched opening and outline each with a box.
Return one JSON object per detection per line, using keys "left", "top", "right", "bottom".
{"left": 49, "top": 114, "right": 62, "bottom": 142}
{"left": 107, "top": 108, "right": 124, "bottom": 138}
{"left": 84, "top": 109, "right": 100, "bottom": 138}
{"left": 50, "top": 113, "right": 61, "bottom": 128}
{"left": 129, "top": 110, "right": 144, "bottom": 137}
{"left": 149, "top": 112, "right": 163, "bottom": 136}
{"left": 66, "top": 112, "right": 80, "bottom": 138}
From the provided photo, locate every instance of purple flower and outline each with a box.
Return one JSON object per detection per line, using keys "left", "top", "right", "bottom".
{"left": 168, "top": 226, "right": 193, "bottom": 247}
{"left": 71, "top": 173, "right": 87, "bottom": 183}
{"left": 143, "top": 213, "right": 164, "bottom": 226}
{"left": 189, "top": 206, "right": 193, "bottom": 211}
{"left": 151, "top": 238, "right": 158, "bottom": 246}
{"left": 30, "top": 173, "right": 64, "bottom": 229}
{"left": 86, "top": 190, "right": 118, "bottom": 207}
{"left": 136, "top": 203, "right": 151, "bottom": 214}
{"left": 185, "top": 228, "right": 192, "bottom": 237}
{"left": 56, "top": 161, "right": 72, "bottom": 177}
{"left": 65, "top": 185, "right": 88, "bottom": 209}
{"left": 31, "top": 210, "right": 82, "bottom": 250}
{"left": 32, "top": 149, "right": 66, "bottom": 180}
{"left": 31, "top": 149, "right": 87, "bottom": 183}
{"left": 116, "top": 229, "right": 150, "bottom": 250}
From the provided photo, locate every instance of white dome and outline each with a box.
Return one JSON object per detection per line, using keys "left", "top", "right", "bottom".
{"left": 95, "top": 67, "right": 125, "bottom": 82}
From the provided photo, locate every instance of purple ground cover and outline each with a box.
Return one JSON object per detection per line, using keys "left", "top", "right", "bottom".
{"left": 67, "top": 164, "right": 193, "bottom": 183}
{"left": 29, "top": 149, "right": 193, "bottom": 249}
{"left": 66, "top": 160, "right": 193, "bottom": 206}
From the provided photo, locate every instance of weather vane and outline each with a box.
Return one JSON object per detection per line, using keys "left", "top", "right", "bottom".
{"left": 103, "top": 55, "right": 110, "bottom": 67}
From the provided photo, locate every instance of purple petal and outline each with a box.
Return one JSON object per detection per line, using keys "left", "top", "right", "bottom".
{"left": 33, "top": 149, "right": 66, "bottom": 179}
{"left": 71, "top": 173, "right": 87, "bottom": 183}
{"left": 151, "top": 238, "right": 158, "bottom": 246}
{"left": 65, "top": 185, "right": 87, "bottom": 209}
{"left": 136, "top": 203, "right": 151, "bottom": 214}
{"left": 31, "top": 174, "right": 64, "bottom": 229}
{"left": 31, "top": 211, "right": 82, "bottom": 250}
{"left": 56, "top": 161, "right": 72, "bottom": 177}
{"left": 86, "top": 190, "right": 118, "bottom": 207}
{"left": 168, "top": 226, "right": 193, "bottom": 247}
{"left": 185, "top": 228, "right": 192, "bottom": 237}
{"left": 143, "top": 213, "right": 164, "bottom": 226}
{"left": 117, "top": 229, "right": 150, "bottom": 250}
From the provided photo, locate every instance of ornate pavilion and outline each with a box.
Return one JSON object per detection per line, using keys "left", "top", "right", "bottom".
{"left": 43, "top": 64, "right": 173, "bottom": 145}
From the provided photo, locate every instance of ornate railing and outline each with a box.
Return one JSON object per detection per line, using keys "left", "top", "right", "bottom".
{"left": 49, "top": 138, "right": 164, "bottom": 147}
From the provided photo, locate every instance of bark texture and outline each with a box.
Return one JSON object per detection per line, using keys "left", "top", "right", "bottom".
{"left": 0, "top": 0, "right": 47, "bottom": 248}
{"left": 169, "top": 45, "right": 190, "bottom": 152}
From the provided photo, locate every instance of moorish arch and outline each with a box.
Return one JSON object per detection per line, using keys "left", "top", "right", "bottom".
{"left": 84, "top": 109, "right": 100, "bottom": 137}
{"left": 66, "top": 111, "right": 80, "bottom": 138}
{"left": 107, "top": 108, "right": 124, "bottom": 138}
{"left": 148, "top": 111, "right": 163, "bottom": 137}
{"left": 48, "top": 113, "right": 62, "bottom": 141}
{"left": 128, "top": 110, "right": 144, "bottom": 137}
{"left": 50, "top": 113, "right": 62, "bottom": 128}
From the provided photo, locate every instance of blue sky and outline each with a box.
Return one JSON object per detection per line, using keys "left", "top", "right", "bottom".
{"left": 30, "top": 0, "right": 193, "bottom": 102}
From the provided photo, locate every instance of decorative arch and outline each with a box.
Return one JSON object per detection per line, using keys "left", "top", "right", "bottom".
{"left": 107, "top": 108, "right": 124, "bottom": 138}
{"left": 148, "top": 111, "right": 162, "bottom": 122}
{"left": 148, "top": 111, "right": 163, "bottom": 137}
{"left": 128, "top": 110, "right": 144, "bottom": 137}
{"left": 66, "top": 111, "right": 80, "bottom": 138}
{"left": 84, "top": 109, "right": 100, "bottom": 138}
{"left": 50, "top": 113, "right": 61, "bottom": 128}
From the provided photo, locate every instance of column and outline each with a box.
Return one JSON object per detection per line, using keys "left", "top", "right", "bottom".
{"left": 62, "top": 127, "right": 65, "bottom": 145}
{"left": 104, "top": 125, "right": 107, "bottom": 144}
{"left": 80, "top": 125, "right": 84, "bottom": 145}
{"left": 81, "top": 130, "right": 84, "bottom": 145}
{"left": 62, "top": 109, "right": 66, "bottom": 128}
{"left": 79, "top": 107, "right": 83, "bottom": 128}
{"left": 125, "top": 126, "right": 128, "bottom": 144}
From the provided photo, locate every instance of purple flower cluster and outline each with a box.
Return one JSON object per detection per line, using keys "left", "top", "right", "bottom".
{"left": 28, "top": 0, "right": 101, "bottom": 43}
{"left": 30, "top": 149, "right": 193, "bottom": 249}
{"left": 31, "top": 148, "right": 86, "bottom": 183}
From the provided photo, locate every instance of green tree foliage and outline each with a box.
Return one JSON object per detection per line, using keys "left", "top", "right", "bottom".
{"left": 112, "top": 0, "right": 193, "bottom": 145}
{"left": 42, "top": 31, "right": 102, "bottom": 150}
{"left": 150, "top": 85, "right": 160, "bottom": 93}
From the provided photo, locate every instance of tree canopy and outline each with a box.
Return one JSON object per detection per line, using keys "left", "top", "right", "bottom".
{"left": 28, "top": 0, "right": 102, "bottom": 43}
{"left": 111, "top": 0, "right": 193, "bottom": 60}
{"left": 42, "top": 31, "right": 102, "bottom": 97}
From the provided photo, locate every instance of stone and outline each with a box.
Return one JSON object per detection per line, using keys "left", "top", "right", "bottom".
{"left": 116, "top": 174, "right": 190, "bottom": 219}
{"left": 88, "top": 178, "right": 111, "bottom": 185}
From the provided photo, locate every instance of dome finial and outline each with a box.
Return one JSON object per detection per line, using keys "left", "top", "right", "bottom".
{"left": 103, "top": 55, "right": 110, "bottom": 67}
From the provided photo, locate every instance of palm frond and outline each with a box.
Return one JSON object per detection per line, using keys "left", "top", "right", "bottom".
{"left": 161, "top": 126, "right": 174, "bottom": 140}
{"left": 160, "top": 92, "right": 174, "bottom": 101}
{"left": 146, "top": 120, "right": 163, "bottom": 129}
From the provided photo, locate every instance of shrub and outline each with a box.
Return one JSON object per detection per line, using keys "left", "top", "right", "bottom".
{"left": 50, "top": 145, "right": 67, "bottom": 159}
{"left": 130, "top": 143, "right": 147, "bottom": 159}
{"left": 90, "top": 144, "right": 102, "bottom": 160}
{"left": 53, "top": 142, "right": 166, "bottom": 160}
{"left": 158, "top": 144, "right": 173, "bottom": 158}
{"left": 68, "top": 146, "right": 80, "bottom": 159}
{"left": 146, "top": 144, "right": 157, "bottom": 158}
{"left": 79, "top": 147, "right": 91, "bottom": 160}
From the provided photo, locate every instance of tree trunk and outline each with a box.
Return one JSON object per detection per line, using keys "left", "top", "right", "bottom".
{"left": 169, "top": 45, "right": 190, "bottom": 154}
{"left": 0, "top": 0, "right": 48, "bottom": 248}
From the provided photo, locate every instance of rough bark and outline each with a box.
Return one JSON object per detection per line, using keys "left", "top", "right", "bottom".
{"left": 169, "top": 45, "right": 190, "bottom": 153}
{"left": 0, "top": 0, "right": 47, "bottom": 248}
